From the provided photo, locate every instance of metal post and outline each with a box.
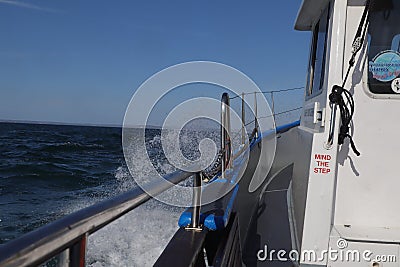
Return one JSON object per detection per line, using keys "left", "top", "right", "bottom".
{"left": 271, "top": 91, "right": 275, "bottom": 122}
{"left": 59, "top": 249, "right": 70, "bottom": 267}
{"left": 221, "top": 96, "right": 226, "bottom": 178}
{"left": 241, "top": 92, "right": 245, "bottom": 145}
{"left": 226, "top": 97, "right": 232, "bottom": 169}
{"left": 189, "top": 172, "right": 202, "bottom": 231}
{"left": 221, "top": 93, "right": 231, "bottom": 177}
{"left": 254, "top": 92, "right": 258, "bottom": 138}
{"left": 69, "top": 234, "right": 87, "bottom": 267}
{"left": 325, "top": 103, "right": 337, "bottom": 149}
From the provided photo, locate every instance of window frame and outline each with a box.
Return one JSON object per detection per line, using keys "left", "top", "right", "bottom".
{"left": 366, "top": 1, "right": 400, "bottom": 97}
{"left": 305, "top": 4, "right": 331, "bottom": 100}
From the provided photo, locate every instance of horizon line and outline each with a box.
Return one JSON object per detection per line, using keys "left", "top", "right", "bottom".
{"left": 0, "top": 119, "right": 122, "bottom": 128}
{"left": 0, "top": 119, "right": 223, "bottom": 130}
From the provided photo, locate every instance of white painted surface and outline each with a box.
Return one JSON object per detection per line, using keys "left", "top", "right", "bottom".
{"left": 335, "top": 225, "right": 400, "bottom": 243}
{"left": 297, "top": 0, "right": 348, "bottom": 265}
{"left": 329, "top": 229, "right": 399, "bottom": 266}
{"left": 334, "top": 2, "right": 400, "bottom": 231}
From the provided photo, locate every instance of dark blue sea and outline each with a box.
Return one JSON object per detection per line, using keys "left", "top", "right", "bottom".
{"left": 0, "top": 122, "right": 223, "bottom": 266}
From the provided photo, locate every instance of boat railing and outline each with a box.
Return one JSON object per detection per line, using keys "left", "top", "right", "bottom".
{"left": 0, "top": 169, "right": 196, "bottom": 267}
{"left": 229, "top": 87, "right": 304, "bottom": 145}
{"left": 0, "top": 92, "right": 236, "bottom": 267}
{"left": 0, "top": 89, "right": 303, "bottom": 267}
{"left": 158, "top": 90, "right": 303, "bottom": 267}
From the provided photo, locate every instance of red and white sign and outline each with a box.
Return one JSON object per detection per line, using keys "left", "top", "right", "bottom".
{"left": 313, "top": 154, "right": 331, "bottom": 174}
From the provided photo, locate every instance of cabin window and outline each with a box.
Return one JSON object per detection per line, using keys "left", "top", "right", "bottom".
{"left": 368, "top": 0, "right": 400, "bottom": 94}
{"left": 306, "top": 5, "right": 330, "bottom": 98}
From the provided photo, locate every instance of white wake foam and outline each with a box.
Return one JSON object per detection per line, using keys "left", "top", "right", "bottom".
{"left": 81, "top": 129, "right": 223, "bottom": 266}
{"left": 87, "top": 200, "right": 183, "bottom": 267}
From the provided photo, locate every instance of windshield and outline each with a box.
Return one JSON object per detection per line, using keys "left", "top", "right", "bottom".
{"left": 368, "top": 0, "right": 400, "bottom": 94}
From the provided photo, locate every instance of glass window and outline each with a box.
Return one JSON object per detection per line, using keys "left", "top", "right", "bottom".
{"left": 306, "top": 5, "right": 330, "bottom": 98}
{"left": 368, "top": 0, "right": 400, "bottom": 94}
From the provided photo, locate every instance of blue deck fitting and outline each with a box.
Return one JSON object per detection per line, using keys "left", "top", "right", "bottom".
{"left": 178, "top": 211, "right": 208, "bottom": 228}
{"left": 203, "top": 184, "right": 239, "bottom": 230}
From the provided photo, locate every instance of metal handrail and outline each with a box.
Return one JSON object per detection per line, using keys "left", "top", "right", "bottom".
{"left": 0, "top": 170, "right": 193, "bottom": 267}
{"left": 325, "top": 103, "right": 337, "bottom": 148}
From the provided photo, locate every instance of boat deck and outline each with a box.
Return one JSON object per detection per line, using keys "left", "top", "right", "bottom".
{"left": 243, "top": 164, "right": 294, "bottom": 267}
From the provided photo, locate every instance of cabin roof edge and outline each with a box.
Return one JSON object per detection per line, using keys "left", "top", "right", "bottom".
{"left": 295, "top": 0, "right": 331, "bottom": 31}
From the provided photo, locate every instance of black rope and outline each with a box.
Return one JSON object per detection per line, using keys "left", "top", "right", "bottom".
{"left": 343, "top": 0, "right": 371, "bottom": 87}
{"left": 329, "top": 86, "right": 360, "bottom": 156}
{"left": 328, "top": 0, "right": 371, "bottom": 156}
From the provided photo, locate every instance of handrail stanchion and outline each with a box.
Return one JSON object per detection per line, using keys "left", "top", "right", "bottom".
{"left": 241, "top": 92, "right": 245, "bottom": 145}
{"left": 221, "top": 96, "right": 226, "bottom": 178}
{"left": 227, "top": 96, "right": 233, "bottom": 169}
{"left": 59, "top": 249, "right": 69, "bottom": 267}
{"left": 271, "top": 91, "right": 275, "bottom": 122}
{"left": 221, "top": 93, "right": 231, "bottom": 177}
{"left": 188, "top": 172, "right": 202, "bottom": 231}
{"left": 221, "top": 93, "right": 230, "bottom": 178}
{"left": 254, "top": 92, "right": 258, "bottom": 138}
{"left": 69, "top": 234, "right": 87, "bottom": 267}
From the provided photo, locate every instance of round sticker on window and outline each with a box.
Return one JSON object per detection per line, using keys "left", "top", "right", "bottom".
{"left": 369, "top": 50, "right": 400, "bottom": 82}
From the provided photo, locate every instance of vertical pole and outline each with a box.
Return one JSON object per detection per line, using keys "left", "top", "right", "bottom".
{"left": 59, "top": 249, "right": 70, "bottom": 267}
{"left": 241, "top": 92, "right": 245, "bottom": 145}
{"left": 326, "top": 104, "right": 337, "bottom": 148}
{"left": 190, "top": 172, "right": 202, "bottom": 230}
{"left": 254, "top": 92, "right": 258, "bottom": 138}
{"left": 220, "top": 93, "right": 232, "bottom": 175}
{"left": 69, "top": 234, "right": 87, "bottom": 267}
{"left": 221, "top": 95, "right": 226, "bottom": 178}
{"left": 226, "top": 98, "right": 232, "bottom": 169}
{"left": 271, "top": 91, "right": 275, "bottom": 122}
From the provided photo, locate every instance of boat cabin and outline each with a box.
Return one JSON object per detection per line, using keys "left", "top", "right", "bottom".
{"left": 294, "top": 0, "right": 400, "bottom": 266}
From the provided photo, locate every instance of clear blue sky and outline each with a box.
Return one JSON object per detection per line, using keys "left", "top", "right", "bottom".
{"left": 0, "top": 0, "right": 310, "bottom": 126}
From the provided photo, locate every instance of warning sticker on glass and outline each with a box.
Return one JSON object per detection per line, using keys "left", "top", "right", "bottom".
{"left": 369, "top": 50, "right": 400, "bottom": 82}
